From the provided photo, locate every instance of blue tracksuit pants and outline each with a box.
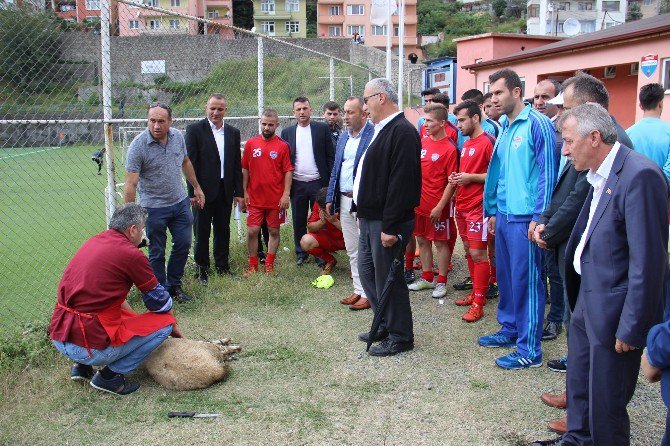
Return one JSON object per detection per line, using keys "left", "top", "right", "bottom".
{"left": 495, "top": 212, "right": 545, "bottom": 359}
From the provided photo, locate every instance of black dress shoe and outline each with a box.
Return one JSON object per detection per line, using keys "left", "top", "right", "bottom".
{"left": 529, "top": 437, "right": 565, "bottom": 446}
{"left": 168, "top": 286, "right": 193, "bottom": 303}
{"left": 358, "top": 330, "right": 389, "bottom": 343}
{"left": 541, "top": 321, "right": 563, "bottom": 341}
{"left": 368, "top": 338, "right": 414, "bottom": 357}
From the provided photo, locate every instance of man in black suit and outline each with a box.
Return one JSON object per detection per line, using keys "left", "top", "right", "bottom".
{"left": 281, "top": 96, "right": 335, "bottom": 266}
{"left": 185, "top": 94, "right": 243, "bottom": 284}
{"left": 531, "top": 103, "right": 668, "bottom": 446}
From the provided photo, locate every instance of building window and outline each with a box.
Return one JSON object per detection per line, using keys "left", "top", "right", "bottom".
{"left": 169, "top": 19, "right": 180, "bottom": 28}
{"left": 557, "top": 2, "right": 570, "bottom": 10}
{"left": 580, "top": 20, "right": 595, "bottom": 33}
{"left": 328, "top": 5, "right": 341, "bottom": 15}
{"left": 285, "top": 21, "right": 300, "bottom": 33}
{"left": 261, "top": 0, "right": 275, "bottom": 13}
{"left": 643, "top": 0, "right": 652, "bottom": 4}
{"left": 578, "top": 1, "right": 594, "bottom": 10}
{"left": 347, "top": 25, "right": 364, "bottom": 36}
{"left": 208, "top": 9, "right": 219, "bottom": 18}
{"left": 604, "top": 21, "right": 617, "bottom": 28}
{"left": 602, "top": 0, "right": 620, "bottom": 10}
{"left": 662, "top": 59, "right": 670, "bottom": 93}
{"left": 328, "top": 26, "right": 341, "bottom": 36}
{"left": 285, "top": 0, "right": 299, "bottom": 12}
{"left": 129, "top": 19, "right": 140, "bottom": 29}
{"left": 528, "top": 4, "right": 539, "bottom": 17}
{"left": 371, "top": 25, "right": 386, "bottom": 35}
{"left": 346, "top": 4, "right": 364, "bottom": 15}
{"left": 144, "top": 0, "right": 158, "bottom": 6}
{"left": 85, "top": 0, "right": 100, "bottom": 10}
{"left": 393, "top": 26, "right": 399, "bottom": 36}
{"left": 170, "top": 0, "right": 180, "bottom": 6}
{"left": 261, "top": 21, "right": 275, "bottom": 35}
{"left": 149, "top": 19, "right": 160, "bottom": 29}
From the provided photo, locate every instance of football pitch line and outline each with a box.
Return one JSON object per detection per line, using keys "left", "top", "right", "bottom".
{"left": 0, "top": 146, "right": 66, "bottom": 160}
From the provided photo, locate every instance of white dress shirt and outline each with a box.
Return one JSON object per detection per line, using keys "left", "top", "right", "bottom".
{"left": 209, "top": 119, "right": 225, "bottom": 179}
{"left": 339, "top": 130, "right": 363, "bottom": 193}
{"left": 294, "top": 123, "right": 320, "bottom": 182}
{"left": 353, "top": 112, "right": 402, "bottom": 204}
{"left": 573, "top": 142, "right": 621, "bottom": 275}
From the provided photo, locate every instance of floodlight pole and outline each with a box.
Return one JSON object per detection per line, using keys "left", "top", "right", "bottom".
{"left": 257, "top": 36, "right": 264, "bottom": 133}
{"left": 101, "top": 0, "right": 117, "bottom": 225}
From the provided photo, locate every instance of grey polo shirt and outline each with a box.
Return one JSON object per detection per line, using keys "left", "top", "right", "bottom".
{"left": 126, "top": 127, "right": 188, "bottom": 208}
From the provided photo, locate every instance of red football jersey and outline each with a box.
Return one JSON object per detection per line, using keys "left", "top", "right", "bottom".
{"left": 416, "top": 135, "right": 459, "bottom": 218}
{"left": 308, "top": 202, "right": 344, "bottom": 240}
{"left": 420, "top": 120, "right": 459, "bottom": 146}
{"left": 242, "top": 135, "right": 294, "bottom": 209}
{"left": 456, "top": 132, "right": 495, "bottom": 212}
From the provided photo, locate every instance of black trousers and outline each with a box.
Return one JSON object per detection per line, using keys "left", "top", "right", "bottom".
{"left": 290, "top": 179, "right": 321, "bottom": 257}
{"left": 193, "top": 181, "right": 233, "bottom": 271}
{"left": 563, "top": 295, "right": 642, "bottom": 446}
{"left": 358, "top": 218, "right": 415, "bottom": 343}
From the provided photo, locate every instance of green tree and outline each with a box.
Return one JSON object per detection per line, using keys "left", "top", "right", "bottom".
{"left": 232, "top": 0, "right": 254, "bottom": 29}
{"left": 0, "top": 6, "right": 62, "bottom": 93}
{"left": 306, "top": 0, "right": 317, "bottom": 37}
{"left": 661, "top": 0, "right": 670, "bottom": 13}
{"left": 492, "top": 0, "right": 507, "bottom": 18}
{"left": 626, "top": 1, "right": 643, "bottom": 21}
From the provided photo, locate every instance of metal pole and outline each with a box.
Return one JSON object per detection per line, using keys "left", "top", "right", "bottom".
{"left": 385, "top": 0, "right": 392, "bottom": 79}
{"left": 329, "top": 58, "right": 335, "bottom": 101}
{"left": 257, "top": 36, "right": 264, "bottom": 133}
{"left": 350, "top": 75, "right": 353, "bottom": 96}
{"left": 101, "top": 0, "right": 117, "bottom": 225}
{"left": 397, "top": 0, "right": 404, "bottom": 109}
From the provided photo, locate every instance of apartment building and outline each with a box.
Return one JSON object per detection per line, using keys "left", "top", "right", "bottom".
{"left": 116, "top": 0, "right": 233, "bottom": 37}
{"left": 316, "top": 0, "right": 419, "bottom": 55}
{"left": 526, "top": 0, "right": 628, "bottom": 36}
{"left": 53, "top": 0, "right": 102, "bottom": 25}
{"left": 252, "top": 0, "right": 307, "bottom": 38}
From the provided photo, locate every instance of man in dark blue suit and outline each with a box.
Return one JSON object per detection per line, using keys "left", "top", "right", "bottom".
{"left": 532, "top": 103, "right": 668, "bottom": 446}
{"left": 325, "top": 96, "right": 375, "bottom": 310}
{"left": 281, "top": 96, "right": 335, "bottom": 266}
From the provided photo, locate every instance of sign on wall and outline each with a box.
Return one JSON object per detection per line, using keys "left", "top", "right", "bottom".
{"left": 641, "top": 54, "right": 659, "bottom": 79}
{"left": 141, "top": 60, "right": 166, "bottom": 74}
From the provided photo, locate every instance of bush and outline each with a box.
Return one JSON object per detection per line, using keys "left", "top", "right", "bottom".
{"left": 0, "top": 6, "right": 63, "bottom": 93}
{"left": 0, "top": 323, "right": 53, "bottom": 370}
{"left": 153, "top": 74, "right": 171, "bottom": 86}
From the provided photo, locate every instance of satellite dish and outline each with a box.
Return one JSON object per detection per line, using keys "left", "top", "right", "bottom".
{"left": 563, "top": 18, "right": 581, "bottom": 36}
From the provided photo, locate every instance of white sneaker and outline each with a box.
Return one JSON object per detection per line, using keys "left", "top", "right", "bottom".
{"left": 408, "top": 278, "right": 435, "bottom": 291}
{"left": 432, "top": 282, "right": 447, "bottom": 298}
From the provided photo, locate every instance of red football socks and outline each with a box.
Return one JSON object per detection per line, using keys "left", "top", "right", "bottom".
{"left": 473, "top": 260, "right": 490, "bottom": 306}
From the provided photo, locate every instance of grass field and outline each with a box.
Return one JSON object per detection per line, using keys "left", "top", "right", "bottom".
{"left": 0, "top": 144, "right": 113, "bottom": 334}
{"left": 0, "top": 239, "right": 666, "bottom": 445}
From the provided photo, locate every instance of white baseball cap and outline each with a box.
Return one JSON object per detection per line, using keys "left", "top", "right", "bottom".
{"left": 547, "top": 92, "right": 564, "bottom": 106}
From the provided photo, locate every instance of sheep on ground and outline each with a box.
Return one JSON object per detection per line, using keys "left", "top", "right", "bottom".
{"left": 143, "top": 337, "right": 241, "bottom": 391}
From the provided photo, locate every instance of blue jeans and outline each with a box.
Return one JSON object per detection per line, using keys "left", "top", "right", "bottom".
{"left": 145, "top": 197, "right": 193, "bottom": 289}
{"left": 52, "top": 325, "right": 173, "bottom": 374}
{"left": 544, "top": 249, "right": 565, "bottom": 324}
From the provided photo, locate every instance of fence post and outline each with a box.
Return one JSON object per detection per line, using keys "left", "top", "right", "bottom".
{"left": 329, "top": 58, "right": 335, "bottom": 101}
{"left": 257, "top": 36, "right": 264, "bottom": 133}
{"left": 101, "top": 0, "right": 116, "bottom": 225}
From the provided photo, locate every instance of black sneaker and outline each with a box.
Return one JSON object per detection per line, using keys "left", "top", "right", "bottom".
{"left": 404, "top": 269, "right": 415, "bottom": 284}
{"left": 542, "top": 321, "right": 563, "bottom": 341}
{"left": 547, "top": 356, "right": 568, "bottom": 373}
{"left": 90, "top": 371, "right": 141, "bottom": 396}
{"left": 453, "top": 276, "right": 473, "bottom": 291}
{"left": 169, "top": 285, "right": 193, "bottom": 303}
{"left": 486, "top": 282, "right": 499, "bottom": 299}
{"left": 70, "top": 363, "right": 94, "bottom": 382}
{"left": 357, "top": 330, "right": 389, "bottom": 343}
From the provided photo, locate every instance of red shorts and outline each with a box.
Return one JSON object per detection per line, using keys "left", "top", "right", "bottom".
{"left": 455, "top": 208, "right": 488, "bottom": 249}
{"left": 413, "top": 214, "right": 453, "bottom": 242}
{"left": 307, "top": 231, "right": 345, "bottom": 253}
{"left": 247, "top": 206, "right": 286, "bottom": 228}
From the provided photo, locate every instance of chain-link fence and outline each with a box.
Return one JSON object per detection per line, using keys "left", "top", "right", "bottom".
{"left": 0, "top": 0, "right": 384, "bottom": 335}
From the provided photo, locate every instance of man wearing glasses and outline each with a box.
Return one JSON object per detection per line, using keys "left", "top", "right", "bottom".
{"left": 124, "top": 103, "right": 205, "bottom": 303}
{"left": 354, "top": 78, "right": 421, "bottom": 357}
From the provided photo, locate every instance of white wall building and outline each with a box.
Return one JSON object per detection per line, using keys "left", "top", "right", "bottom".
{"left": 526, "top": 0, "right": 628, "bottom": 36}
